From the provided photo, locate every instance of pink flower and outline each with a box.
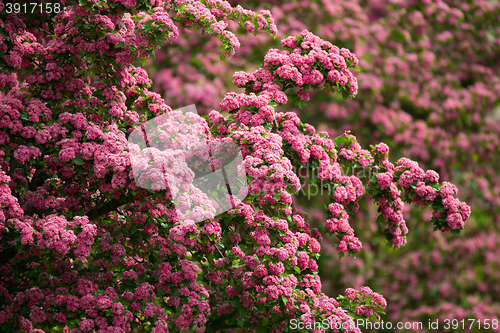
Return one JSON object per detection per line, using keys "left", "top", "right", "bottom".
{"left": 96, "top": 295, "right": 113, "bottom": 310}
{"left": 375, "top": 143, "right": 389, "bottom": 155}
{"left": 377, "top": 172, "right": 393, "bottom": 189}
{"left": 111, "top": 302, "right": 124, "bottom": 315}
{"left": 446, "top": 212, "right": 465, "bottom": 229}
{"left": 425, "top": 170, "right": 440, "bottom": 182}
{"left": 79, "top": 318, "right": 95, "bottom": 332}
{"left": 440, "top": 181, "right": 458, "bottom": 197}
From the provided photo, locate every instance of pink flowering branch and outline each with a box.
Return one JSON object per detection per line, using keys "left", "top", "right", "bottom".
{"left": 202, "top": 30, "right": 465, "bottom": 329}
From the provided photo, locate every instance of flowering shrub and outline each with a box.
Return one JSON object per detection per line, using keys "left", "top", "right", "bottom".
{"left": 0, "top": 0, "right": 472, "bottom": 332}
{"left": 158, "top": 0, "right": 500, "bottom": 331}
{"left": 145, "top": 0, "right": 500, "bottom": 331}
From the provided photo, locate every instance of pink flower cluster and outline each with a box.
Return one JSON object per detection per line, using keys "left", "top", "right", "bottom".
{"left": 172, "top": 0, "right": 276, "bottom": 57}
{"left": 0, "top": 169, "right": 24, "bottom": 241}
{"left": 362, "top": 143, "right": 472, "bottom": 248}
{"left": 394, "top": 158, "right": 471, "bottom": 232}
{"left": 12, "top": 215, "right": 96, "bottom": 259}
{"left": 327, "top": 202, "right": 362, "bottom": 258}
{"left": 345, "top": 286, "right": 387, "bottom": 320}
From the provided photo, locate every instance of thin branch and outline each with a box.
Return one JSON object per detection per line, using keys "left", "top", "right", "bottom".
{"left": 214, "top": 244, "right": 225, "bottom": 258}
{"left": 282, "top": 82, "right": 291, "bottom": 92}
{"left": 85, "top": 198, "right": 124, "bottom": 221}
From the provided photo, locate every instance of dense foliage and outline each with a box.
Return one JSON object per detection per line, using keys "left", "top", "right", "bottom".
{"left": 0, "top": 0, "right": 481, "bottom": 332}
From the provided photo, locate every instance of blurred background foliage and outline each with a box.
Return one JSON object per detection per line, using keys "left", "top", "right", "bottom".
{"left": 145, "top": 0, "right": 500, "bottom": 331}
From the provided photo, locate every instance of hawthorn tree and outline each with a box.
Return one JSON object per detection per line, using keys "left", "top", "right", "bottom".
{"left": 0, "top": 0, "right": 471, "bottom": 332}
{"left": 147, "top": 0, "right": 500, "bottom": 330}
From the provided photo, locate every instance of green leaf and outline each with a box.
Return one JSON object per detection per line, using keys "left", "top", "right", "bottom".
{"left": 73, "top": 156, "right": 84, "bottom": 165}
{"left": 354, "top": 66, "right": 361, "bottom": 71}
{"left": 75, "top": 166, "right": 85, "bottom": 175}
{"left": 255, "top": 326, "right": 270, "bottom": 333}
{"left": 295, "top": 99, "right": 307, "bottom": 109}
{"left": 293, "top": 266, "right": 301, "bottom": 274}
